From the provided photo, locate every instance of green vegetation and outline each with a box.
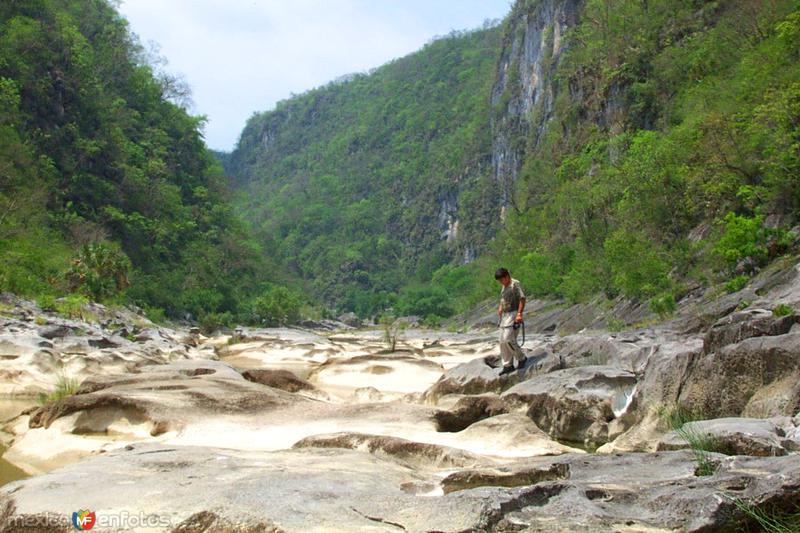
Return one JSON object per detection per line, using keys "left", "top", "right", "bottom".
{"left": 228, "top": 26, "right": 502, "bottom": 318}
{"left": 649, "top": 293, "right": 676, "bottom": 321}
{"left": 606, "top": 317, "right": 626, "bottom": 332}
{"left": 247, "top": 284, "right": 303, "bottom": 327}
{"left": 4, "top": 0, "right": 800, "bottom": 326}
{"left": 773, "top": 303, "right": 796, "bottom": 317}
{"left": 729, "top": 497, "right": 800, "bottom": 533}
{"left": 0, "top": 0, "right": 298, "bottom": 327}
{"left": 380, "top": 315, "right": 400, "bottom": 352}
{"left": 226, "top": 0, "right": 800, "bottom": 320}
{"left": 488, "top": 0, "right": 800, "bottom": 311}
{"left": 725, "top": 275, "right": 750, "bottom": 294}
{"left": 659, "top": 405, "right": 720, "bottom": 476}
{"left": 37, "top": 374, "right": 82, "bottom": 405}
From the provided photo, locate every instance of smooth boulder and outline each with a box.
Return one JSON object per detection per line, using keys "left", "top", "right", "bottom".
{"left": 501, "top": 365, "right": 637, "bottom": 446}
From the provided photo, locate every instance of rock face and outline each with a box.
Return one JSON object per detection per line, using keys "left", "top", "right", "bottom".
{"left": 502, "top": 365, "right": 637, "bottom": 446}
{"left": 3, "top": 444, "right": 799, "bottom": 533}
{"left": 679, "top": 331, "right": 800, "bottom": 418}
{"left": 491, "top": 0, "right": 582, "bottom": 204}
{"left": 0, "top": 299, "right": 213, "bottom": 397}
{"left": 703, "top": 308, "right": 798, "bottom": 354}
{"left": 2, "top": 256, "right": 800, "bottom": 531}
{"left": 657, "top": 417, "right": 799, "bottom": 457}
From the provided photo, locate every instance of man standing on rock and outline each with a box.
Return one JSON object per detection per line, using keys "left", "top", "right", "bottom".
{"left": 495, "top": 267, "right": 527, "bottom": 375}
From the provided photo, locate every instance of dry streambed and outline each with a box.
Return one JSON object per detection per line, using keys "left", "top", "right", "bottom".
{"left": 0, "top": 280, "right": 798, "bottom": 531}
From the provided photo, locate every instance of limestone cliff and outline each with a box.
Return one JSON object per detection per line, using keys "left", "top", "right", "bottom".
{"left": 490, "top": 0, "right": 582, "bottom": 211}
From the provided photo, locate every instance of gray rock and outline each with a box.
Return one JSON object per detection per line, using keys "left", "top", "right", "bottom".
{"left": 551, "top": 332, "right": 656, "bottom": 373}
{"left": 293, "top": 432, "right": 485, "bottom": 469}
{"left": 241, "top": 368, "right": 318, "bottom": 394}
{"left": 680, "top": 331, "right": 800, "bottom": 418}
{"left": 441, "top": 461, "right": 569, "bottom": 494}
{"left": 596, "top": 340, "right": 703, "bottom": 453}
{"left": 424, "top": 350, "right": 562, "bottom": 402}
{"left": 657, "top": 417, "right": 792, "bottom": 457}
{"left": 36, "top": 325, "right": 73, "bottom": 340}
{"left": 2, "top": 444, "right": 798, "bottom": 533}
{"left": 703, "top": 308, "right": 798, "bottom": 354}
{"left": 501, "top": 366, "right": 637, "bottom": 446}
{"left": 433, "top": 394, "right": 509, "bottom": 432}
{"left": 297, "top": 318, "right": 350, "bottom": 331}
{"left": 337, "top": 312, "right": 362, "bottom": 328}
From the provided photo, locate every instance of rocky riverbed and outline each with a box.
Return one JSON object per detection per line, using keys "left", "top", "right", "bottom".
{"left": 0, "top": 258, "right": 798, "bottom": 532}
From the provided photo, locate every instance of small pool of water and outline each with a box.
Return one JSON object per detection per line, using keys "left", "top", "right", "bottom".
{"left": 0, "top": 398, "right": 37, "bottom": 486}
{"left": 0, "top": 445, "right": 29, "bottom": 485}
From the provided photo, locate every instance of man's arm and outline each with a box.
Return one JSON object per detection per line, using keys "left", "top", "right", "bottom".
{"left": 515, "top": 281, "right": 526, "bottom": 322}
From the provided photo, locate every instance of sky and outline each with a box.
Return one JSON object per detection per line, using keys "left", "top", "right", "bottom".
{"left": 118, "top": 0, "right": 513, "bottom": 152}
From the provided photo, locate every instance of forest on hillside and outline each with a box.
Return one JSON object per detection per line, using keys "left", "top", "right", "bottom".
{"left": 489, "top": 0, "right": 800, "bottom": 318}
{"left": 0, "top": 0, "right": 295, "bottom": 329}
{"left": 2, "top": 0, "right": 799, "bottom": 328}
{"left": 228, "top": 24, "right": 503, "bottom": 320}
{"left": 230, "top": 0, "right": 800, "bottom": 323}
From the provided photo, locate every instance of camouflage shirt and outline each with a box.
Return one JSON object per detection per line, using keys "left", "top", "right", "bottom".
{"left": 500, "top": 278, "right": 525, "bottom": 313}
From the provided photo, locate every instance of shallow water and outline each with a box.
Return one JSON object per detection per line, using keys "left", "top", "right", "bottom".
{"left": 0, "top": 399, "right": 36, "bottom": 485}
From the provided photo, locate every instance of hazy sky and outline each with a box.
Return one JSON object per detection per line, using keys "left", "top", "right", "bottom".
{"left": 118, "top": 0, "right": 513, "bottom": 151}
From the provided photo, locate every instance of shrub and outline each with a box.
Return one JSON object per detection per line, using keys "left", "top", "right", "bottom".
{"left": 66, "top": 242, "right": 131, "bottom": 301}
{"left": 143, "top": 306, "right": 167, "bottom": 324}
{"left": 248, "top": 285, "right": 302, "bottom": 326}
{"left": 395, "top": 285, "right": 453, "bottom": 318}
{"left": 199, "top": 311, "right": 233, "bottom": 334}
{"left": 380, "top": 314, "right": 400, "bottom": 351}
{"left": 0, "top": 230, "right": 73, "bottom": 298}
{"left": 516, "top": 252, "right": 562, "bottom": 297}
{"left": 38, "top": 374, "right": 82, "bottom": 405}
{"left": 725, "top": 275, "right": 750, "bottom": 293}
{"left": 606, "top": 317, "right": 626, "bottom": 332}
{"left": 604, "top": 229, "right": 670, "bottom": 299}
{"left": 773, "top": 304, "right": 795, "bottom": 317}
{"left": 424, "top": 314, "right": 443, "bottom": 329}
{"left": 713, "top": 213, "right": 767, "bottom": 272}
{"left": 37, "top": 294, "right": 57, "bottom": 312}
{"left": 649, "top": 292, "right": 677, "bottom": 320}
{"left": 659, "top": 405, "right": 719, "bottom": 477}
{"left": 54, "top": 294, "right": 90, "bottom": 320}
{"left": 560, "top": 252, "right": 608, "bottom": 303}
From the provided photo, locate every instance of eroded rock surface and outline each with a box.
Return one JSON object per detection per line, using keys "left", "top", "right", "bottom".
{"left": 2, "top": 444, "right": 799, "bottom": 533}
{"left": 502, "top": 366, "right": 637, "bottom": 446}
{"left": 1, "top": 256, "right": 800, "bottom": 531}
{"left": 657, "top": 417, "right": 799, "bottom": 456}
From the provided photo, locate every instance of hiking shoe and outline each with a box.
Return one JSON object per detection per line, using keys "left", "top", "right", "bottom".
{"left": 498, "top": 365, "right": 515, "bottom": 376}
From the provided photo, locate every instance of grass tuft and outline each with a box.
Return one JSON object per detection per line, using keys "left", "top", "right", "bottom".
{"left": 658, "top": 405, "right": 720, "bottom": 476}
{"left": 726, "top": 495, "right": 800, "bottom": 533}
{"left": 37, "top": 374, "right": 82, "bottom": 405}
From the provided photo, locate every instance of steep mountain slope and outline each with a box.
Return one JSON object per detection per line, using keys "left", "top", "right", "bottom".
{"left": 227, "top": 26, "right": 502, "bottom": 317}
{"left": 229, "top": 0, "right": 800, "bottom": 320}
{"left": 490, "top": 0, "right": 800, "bottom": 312}
{"left": 0, "top": 0, "right": 283, "bottom": 325}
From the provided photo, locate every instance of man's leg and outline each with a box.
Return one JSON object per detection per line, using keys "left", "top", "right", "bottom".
{"left": 504, "top": 325, "right": 525, "bottom": 366}
{"left": 499, "top": 327, "right": 514, "bottom": 367}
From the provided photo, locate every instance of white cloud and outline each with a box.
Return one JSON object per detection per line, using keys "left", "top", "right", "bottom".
{"left": 118, "top": 0, "right": 511, "bottom": 150}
